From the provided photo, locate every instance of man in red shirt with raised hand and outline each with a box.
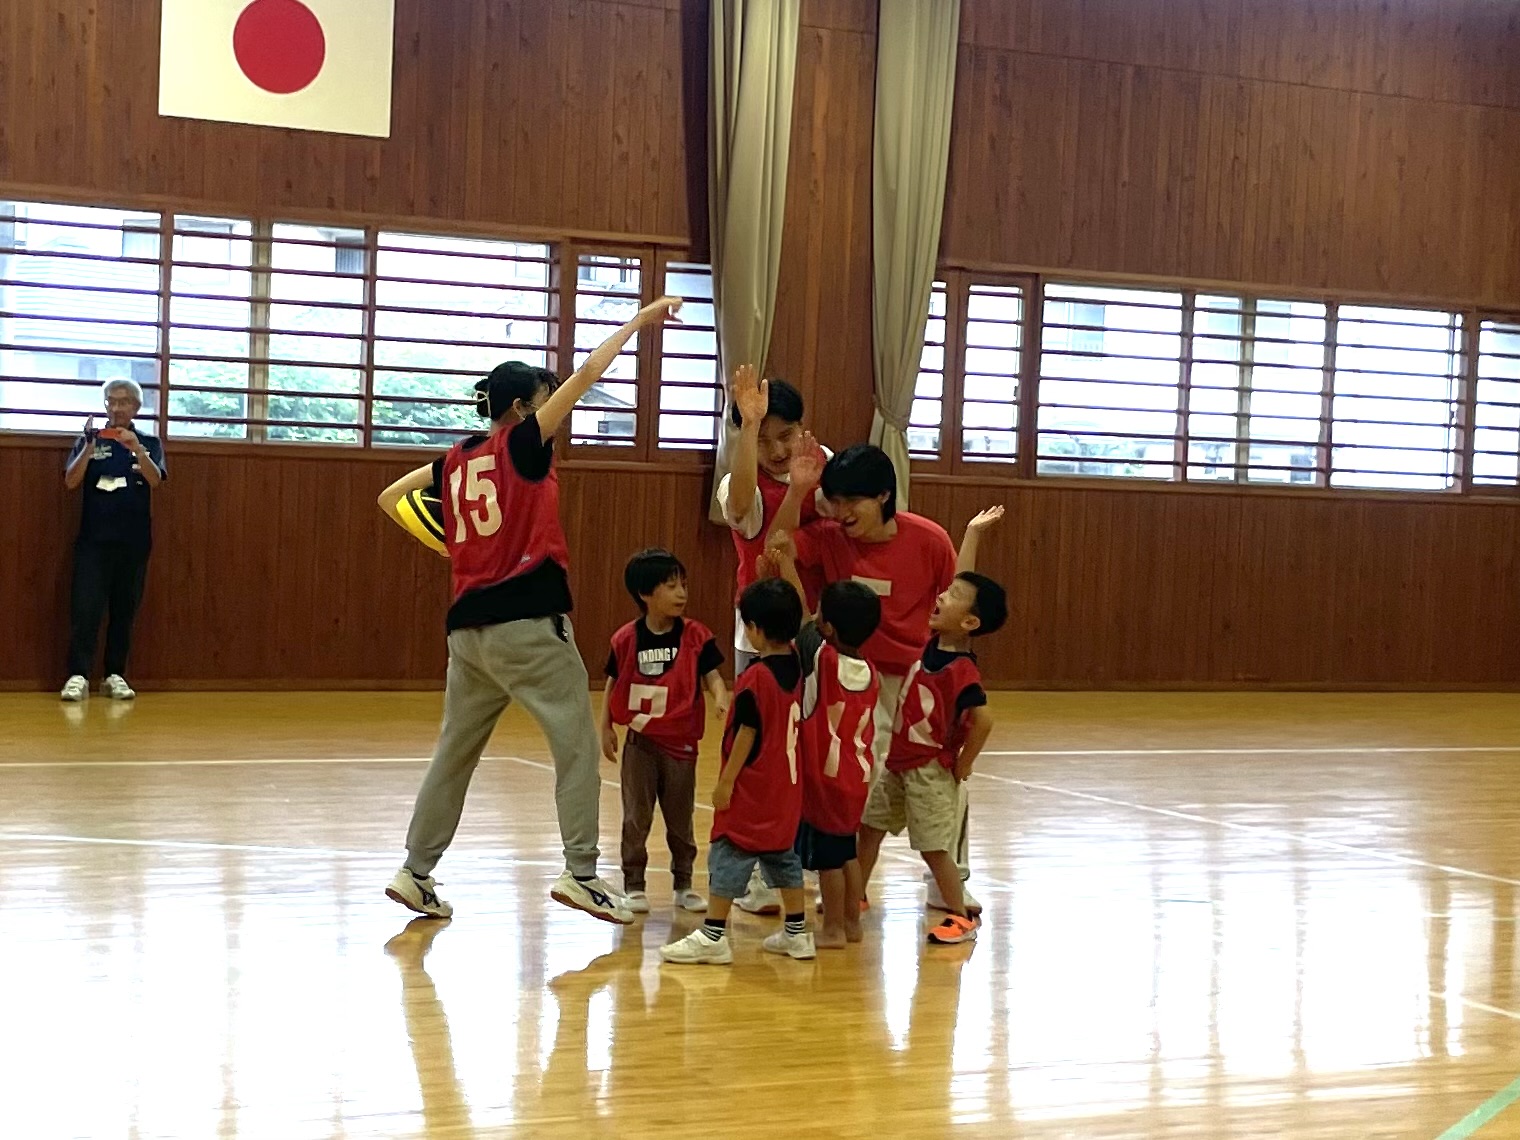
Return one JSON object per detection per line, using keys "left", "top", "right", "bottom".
{"left": 377, "top": 297, "right": 682, "bottom": 926}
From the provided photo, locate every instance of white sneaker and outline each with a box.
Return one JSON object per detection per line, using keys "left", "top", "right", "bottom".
{"left": 762, "top": 929, "right": 817, "bottom": 960}
{"left": 926, "top": 879, "right": 982, "bottom": 917}
{"left": 385, "top": 868, "right": 453, "bottom": 918}
{"left": 735, "top": 868, "right": 781, "bottom": 915}
{"left": 673, "top": 888, "right": 707, "bottom": 913}
{"left": 60, "top": 675, "right": 89, "bottom": 702}
{"left": 550, "top": 871, "right": 634, "bottom": 925}
{"left": 101, "top": 674, "right": 135, "bottom": 701}
{"left": 624, "top": 891, "right": 650, "bottom": 914}
{"left": 660, "top": 927, "right": 733, "bottom": 965}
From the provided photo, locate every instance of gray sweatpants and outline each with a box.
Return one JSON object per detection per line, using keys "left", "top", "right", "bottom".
{"left": 404, "top": 616, "right": 603, "bottom": 879}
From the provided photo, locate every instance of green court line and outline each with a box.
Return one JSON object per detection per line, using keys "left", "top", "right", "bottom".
{"left": 1437, "top": 1076, "right": 1520, "bottom": 1140}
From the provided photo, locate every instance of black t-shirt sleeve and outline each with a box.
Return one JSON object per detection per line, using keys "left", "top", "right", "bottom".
{"left": 144, "top": 435, "right": 166, "bottom": 477}
{"left": 697, "top": 638, "right": 724, "bottom": 678}
{"left": 732, "top": 689, "right": 761, "bottom": 732}
{"left": 796, "top": 623, "right": 825, "bottom": 680}
{"left": 507, "top": 414, "right": 554, "bottom": 481}
{"left": 956, "top": 683, "right": 988, "bottom": 716}
{"left": 605, "top": 650, "right": 619, "bottom": 678}
{"left": 429, "top": 457, "right": 445, "bottom": 496}
{"left": 66, "top": 436, "right": 89, "bottom": 468}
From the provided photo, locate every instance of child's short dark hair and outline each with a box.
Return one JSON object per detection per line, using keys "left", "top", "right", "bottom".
{"left": 624, "top": 548, "right": 686, "bottom": 612}
{"left": 738, "top": 577, "right": 803, "bottom": 646}
{"left": 957, "top": 571, "right": 1008, "bottom": 637}
{"left": 820, "top": 581, "right": 881, "bottom": 651}
{"left": 821, "top": 444, "right": 897, "bottom": 521}
{"left": 729, "top": 377, "right": 804, "bottom": 430}
{"left": 476, "top": 361, "right": 559, "bottom": 421}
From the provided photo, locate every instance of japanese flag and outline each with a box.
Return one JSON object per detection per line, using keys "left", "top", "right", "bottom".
{"left": 159, "top": 0, "right": 396, "bottom": 138}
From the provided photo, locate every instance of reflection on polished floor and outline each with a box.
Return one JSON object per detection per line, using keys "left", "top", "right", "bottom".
{"left": 4, "top": 690, "right": 1520, "bottom": 1138}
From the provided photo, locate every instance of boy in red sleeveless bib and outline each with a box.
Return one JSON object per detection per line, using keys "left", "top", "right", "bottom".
{"left": 661, "top": 579, "right": 814, "bottom": 965}
{"left": 792, "top": 580, "right": 881, "bottom": 949}
{"left": 858, "top": 570, "right": 1008, "bottom": 946}
{"left": 601, "top": 548, "right": 728, "bottom": 916}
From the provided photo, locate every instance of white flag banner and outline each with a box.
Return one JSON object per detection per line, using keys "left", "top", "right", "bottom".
{"left": 159, "top": 0, "right": 395, "bottom": 138}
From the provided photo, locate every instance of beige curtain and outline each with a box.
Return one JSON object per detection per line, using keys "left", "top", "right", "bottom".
{"left": 707, "top": 0, "right": 801, "bottom": 523}
{"left": 869, "top": 0, "right": 961, "bottom": 510}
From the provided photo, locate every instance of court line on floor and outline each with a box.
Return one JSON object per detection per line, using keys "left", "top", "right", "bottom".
{"left": 984, "top": 745, "right": 1520, "bottom": 758}
{"left": 975, "top": 769, "right": 1520, "bottom": 889}
{"left": 9, "top": 743, "right": 1520, "bottom": 768}
{"left": 1435, "top": 1074, "right": 1520, "bottom": 1140}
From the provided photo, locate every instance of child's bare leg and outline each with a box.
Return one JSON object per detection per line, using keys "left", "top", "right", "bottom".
{"left": 707, "top": 895, "right": 734, "bottom": 922}
{"left": 816, "top": 868, "right": 848, "bottom": 948}
{"left": 778, "top": 886, "right": 807, "bottom": 926}
{"left": 921, "top": 850, "right": 967, "bottom": 917}
{"left": 843, "top": 858, "right": 865, "bottom": 941}
{"left": 857, "top": 825, "right": 886, "bottom": 895}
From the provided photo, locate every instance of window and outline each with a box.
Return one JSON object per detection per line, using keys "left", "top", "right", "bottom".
{"left": 1187, "top": 297, "right": 1326, "bottom": 485}
{"left": 1038, "top": 284, "right": 1182, "bottom": 478}
{"left": 167, "top": 216, "right": 255, "bottom": 438}
{"left": 571, "top": 253, "right": 641, "bottom": 448}
{"left": 925, "top": 274, "right": 1509, "bottom": 494}
{"left": 1330, "top": 306, "right": 1461, "bottom": 490}
{"left": 1473, "top": 319, "right": 1520, "bottom": 486}
{"left": 910, "top": 275, "right": 1028, "bottom": 468}
{"left": 908, "top": 281, "right": 947, "bottom": 459}
{"left": 373, "top": 231, "right": 554, "bottom": 448}
{"left": 0, "top": 201, "right": 161, "bottom": 433}
{"left": 656, "top": 261, "right": 722, "bottom": 451}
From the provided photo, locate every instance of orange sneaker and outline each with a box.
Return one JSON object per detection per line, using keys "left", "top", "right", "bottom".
{"left": 927, "top": 913, "right": 979, "bottom": 945}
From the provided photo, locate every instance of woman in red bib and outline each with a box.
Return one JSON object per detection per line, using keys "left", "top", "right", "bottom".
{"left": 379, "top": 297, "right": 682, "bottom": 925}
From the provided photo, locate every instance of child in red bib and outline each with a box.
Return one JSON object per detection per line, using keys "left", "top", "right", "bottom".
{"left": 661, "top": 579, "right": 812, "bottom": 965}
{"left": 793, "top": 579, "right": 881, "bottom": 949}
{"left": 602, "top": 548, "right": 728, "bottom": 917}
{"left": 859, "top": 568, "right": 1008, "bottom": 946}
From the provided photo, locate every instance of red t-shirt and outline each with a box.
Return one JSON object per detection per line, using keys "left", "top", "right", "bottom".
{"left": 791, "top": 512, "right": 957, "bottom": 676}
{"left": 887, "top": 641, "right": 988, "bottom": 773}
{"left": 606, "top": 618, "right": 722, "bottom": 761}
{"left": 799, "top": 635, "right": 879, "bottom": 835}
{"left": 713, "top": 655, "right": 803, "bottom": 852}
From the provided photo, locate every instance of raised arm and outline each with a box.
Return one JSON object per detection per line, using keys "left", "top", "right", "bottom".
{"left": 725, "top": 365, "right": 767, "bottom": 524}
{"left": 768, "top": 431, "right": 825, "bottom": 539}
{"left": 957, "top": 505, "right": 1004, "bottom": 575}
{"left": 536, "top": 297, "right": 682, "bottom": 442}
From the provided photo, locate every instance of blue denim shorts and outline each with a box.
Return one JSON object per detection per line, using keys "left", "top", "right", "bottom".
{"left": 707, "top": 835, "right": 804, "bottom": 899}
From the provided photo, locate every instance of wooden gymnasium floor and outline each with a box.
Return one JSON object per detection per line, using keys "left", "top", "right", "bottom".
{"left": 6, "top": 692, "right": 1520, "bottom": 1139}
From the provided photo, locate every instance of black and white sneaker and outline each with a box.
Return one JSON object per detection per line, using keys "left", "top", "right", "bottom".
{"left": 550, "top": 871, "right": 634, "bottom": 925}
{"left": 385, "top": 868, "right": 452, "bottom": 918}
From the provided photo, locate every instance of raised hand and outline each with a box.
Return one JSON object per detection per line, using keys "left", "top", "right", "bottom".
{"left": 637, "top": 296, "right": 683, "bottom": 326}
{"left": 82, "top": 415, "right": 97, "bottom": 438}
{"left": 731, "top": 364, "right": 769, "bottom": 429}
{"left": 967, "top": 505, "right": 1004, "bottom": 533}
{"left": 788, "top": 430, "right": 825, "bottom": 492}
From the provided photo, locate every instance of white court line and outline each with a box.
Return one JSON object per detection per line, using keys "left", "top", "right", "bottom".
{"left": 976, "top": 769, "right": 1520, "bottom": 889}
{"left": 7, "top": 743, "right": 1520, "bottom": 768}
{"left": 0, "top": 833, "right": 387, "bottom": 858}
{"left": 984, "top": 745, "right": 1520, "bottom": 758}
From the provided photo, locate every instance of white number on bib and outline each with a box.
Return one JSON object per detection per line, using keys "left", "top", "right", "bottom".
{"left": 448, "top": 455, "right": 503, "bottom": 543}
{"left": 628, "top": 684, "right": 669, "bottom": 732}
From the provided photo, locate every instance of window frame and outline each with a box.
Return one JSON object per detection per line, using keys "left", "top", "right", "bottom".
{"left": 918, "top": 269, "right": 1514, "bottom": 498}
{"left": 0, "top": 191, "right": 713, "bottom": 463}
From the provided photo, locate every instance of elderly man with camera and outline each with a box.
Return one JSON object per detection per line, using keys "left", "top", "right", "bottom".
{"left": 59, "top": 379, "right": 166, "bottom": 702}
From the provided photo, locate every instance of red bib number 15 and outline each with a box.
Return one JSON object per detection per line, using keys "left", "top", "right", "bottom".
{"left": 448, "top": 455, "right": 503, "bottom": 543}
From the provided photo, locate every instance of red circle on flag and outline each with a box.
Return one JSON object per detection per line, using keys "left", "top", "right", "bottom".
{"left": 233, "top": 0, "right": 327, "bottom": 95}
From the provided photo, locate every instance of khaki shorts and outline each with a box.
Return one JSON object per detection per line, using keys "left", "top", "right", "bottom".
{"left": 861, "top": 763, "right": 960, "bottom": 853}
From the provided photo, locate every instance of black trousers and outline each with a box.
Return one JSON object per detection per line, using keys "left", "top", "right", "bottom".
{"left": 67, "top": 541, "right": 150, "bottom": 678}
